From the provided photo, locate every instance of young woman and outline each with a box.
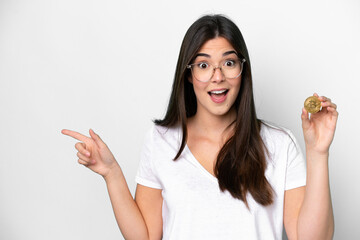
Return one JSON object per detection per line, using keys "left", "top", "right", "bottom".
{"left": 62, "top": 15, "right": 337, "bottom": 239}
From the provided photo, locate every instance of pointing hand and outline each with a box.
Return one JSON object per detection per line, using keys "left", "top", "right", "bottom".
{"left": 61, "top": 129, "right": 119, "bottom": 178}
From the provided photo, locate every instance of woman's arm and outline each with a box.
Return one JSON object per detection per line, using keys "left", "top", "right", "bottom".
{"left": 104, "top": 165, "right": 150, "bottom": 239}
{"left": 135, "top": 184, "right": 163, "bottom": 239}
{"left": 61, "top": 129, "right": 154, "bottom": 240}
{"left": 284, "top": 156, "right": 334, "bottom": 240}
{"left": 289, "top": 93, "right": 337, "bottom": 239}
{"left": 283, "top": 186, "right": 305, "bottom": 239}
{"left": 297, "top": 150, "right": 334, "bottom": 240}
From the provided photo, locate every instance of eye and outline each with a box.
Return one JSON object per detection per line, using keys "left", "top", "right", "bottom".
{"left": 224, "top": 60, "right": 236, "bottom": 67}
{"left": 196, "top": 62, "right": 209, "bottom": 69}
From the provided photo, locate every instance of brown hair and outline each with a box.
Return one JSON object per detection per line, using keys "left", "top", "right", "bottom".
{"left": 154, "top": 14, "right": 273, "bottom": 207}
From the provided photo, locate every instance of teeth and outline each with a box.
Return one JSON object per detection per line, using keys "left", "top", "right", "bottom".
{"left": 210, "top": 89, "right": 227, "bottom": 94}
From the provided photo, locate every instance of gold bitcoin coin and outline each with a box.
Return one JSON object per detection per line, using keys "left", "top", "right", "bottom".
{"left": 304, "top": 96, "right": 321, "bottom": 113}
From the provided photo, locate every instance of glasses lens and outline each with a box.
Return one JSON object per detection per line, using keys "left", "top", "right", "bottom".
{"left": 192, "top": 62, "right": 213, "bottom": 82}
{"left": 222, "top": 59, "right": 241, "bottom": 79}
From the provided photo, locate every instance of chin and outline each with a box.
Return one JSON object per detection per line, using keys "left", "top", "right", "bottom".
{"left": 211, "top": 106, "right": 233, "bottom": 116}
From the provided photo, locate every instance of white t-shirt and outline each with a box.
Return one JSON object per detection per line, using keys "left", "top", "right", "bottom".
{"left": 135, "top": 122, "right": 306, "bottom": 240}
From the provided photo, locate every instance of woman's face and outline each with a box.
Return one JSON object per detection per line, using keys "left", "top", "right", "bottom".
{"left": 189, "top": 37, "right": 242, "bottom": 118}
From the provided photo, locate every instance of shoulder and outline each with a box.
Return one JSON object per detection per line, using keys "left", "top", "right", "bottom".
{"left": 259, "top": 120, "right": 298, "bottom": 152}
{"left": 260, "top": 120, "right": 296, "bottom": 140}
{"left": 140, "top": 123, "right": 183, "bottom": 163}
{"left": 259, "top": 121, "right": 305, "bottom": 174}
{"left": 144, "top": 123, "right": 182, "bottom": 148}
{"left": 151, "top": 123, "right": 181, "bottom": 138}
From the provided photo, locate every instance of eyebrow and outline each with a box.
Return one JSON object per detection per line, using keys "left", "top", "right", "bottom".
{"left": 194, "top": 50, "right": 238, "bottom": 59}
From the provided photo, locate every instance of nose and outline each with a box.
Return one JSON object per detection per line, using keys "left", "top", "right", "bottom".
{"left": 211, "top": 67, "right": 225, "bottom": 83}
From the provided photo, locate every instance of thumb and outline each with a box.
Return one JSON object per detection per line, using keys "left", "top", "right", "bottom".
{"left": 89, "top": 129, "right": 104, "bottom": 147}
{"left": 301, "top": 108, "right": 311, "bottom": 130}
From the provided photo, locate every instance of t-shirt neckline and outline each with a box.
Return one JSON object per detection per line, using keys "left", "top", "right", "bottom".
{"left": 184, "top": 144, "right": 219, "bottom": 184}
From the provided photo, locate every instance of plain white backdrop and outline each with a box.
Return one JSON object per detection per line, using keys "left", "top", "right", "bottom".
{"left": 0, "top": 0, "right": 359, "bottom": 239}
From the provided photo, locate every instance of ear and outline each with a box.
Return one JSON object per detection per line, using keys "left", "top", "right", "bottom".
{"left": 188, "top": 75, "right": 193, "bottom": 84}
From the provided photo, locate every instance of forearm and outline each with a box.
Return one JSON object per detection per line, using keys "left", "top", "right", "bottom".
{"left": 104, "top": 164, "right": 149, "bottom": 240}
{"left": 297, "top": 150, "right": 334, "bottom": 240}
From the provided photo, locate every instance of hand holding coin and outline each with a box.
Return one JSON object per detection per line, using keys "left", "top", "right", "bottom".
{"left": 301, "top": 93, "right": 338, "bottom": 155}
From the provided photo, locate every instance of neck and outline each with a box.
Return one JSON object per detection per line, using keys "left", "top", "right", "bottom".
{"left": 188, "top": 106, "right": 237, "bottom": 139}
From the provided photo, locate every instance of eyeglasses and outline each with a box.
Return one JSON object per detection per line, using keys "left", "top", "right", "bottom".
{"left": 187, "top": 58, "right": 246, "bottom": 83}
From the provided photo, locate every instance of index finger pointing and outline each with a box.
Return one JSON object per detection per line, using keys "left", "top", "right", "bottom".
{"left": 61, "top": 129, "right": 89, "bottom": 142}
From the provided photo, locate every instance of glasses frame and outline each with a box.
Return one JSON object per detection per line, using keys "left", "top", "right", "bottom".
{"left": 186, "top": 58, "right": 246, "bottom": 83}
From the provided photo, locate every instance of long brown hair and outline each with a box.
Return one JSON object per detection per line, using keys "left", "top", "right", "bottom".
{"left": 154, "top": 14, "right": 273, "bottom": 206}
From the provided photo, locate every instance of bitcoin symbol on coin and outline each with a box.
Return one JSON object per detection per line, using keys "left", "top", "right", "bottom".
{"left": 308, "top": 100, "right": 317, "bottom": 108}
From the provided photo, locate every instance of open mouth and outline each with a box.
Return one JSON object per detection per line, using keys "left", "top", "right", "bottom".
{"left": 208, "top": 89, "right": 229, "bottom": 97}
{"left": 207, "top": 89, "right": 229, "bottom": 103}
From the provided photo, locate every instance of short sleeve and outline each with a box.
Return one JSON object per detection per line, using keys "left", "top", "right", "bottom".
{"left": 285, "top": 131, "right": 307, "bottom": 190}
{"left": 135, "top": 126, "right": 163, "bottom": 189}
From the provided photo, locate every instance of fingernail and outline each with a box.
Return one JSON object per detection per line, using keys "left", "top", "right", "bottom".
{"left": 86, "top": 151, "right": 91, "bottom": 157}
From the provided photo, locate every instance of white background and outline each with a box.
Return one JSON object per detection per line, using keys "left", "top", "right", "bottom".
{"left": 0, "top": 0, "right": 359, "bottom": 239}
